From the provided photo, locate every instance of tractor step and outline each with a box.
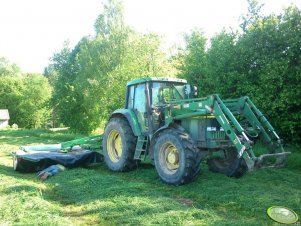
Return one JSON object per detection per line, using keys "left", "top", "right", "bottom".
{"left": 134, "top": 136, "right": 148, "bottom": 160}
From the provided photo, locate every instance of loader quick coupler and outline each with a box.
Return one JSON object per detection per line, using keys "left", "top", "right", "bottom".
{"left": 253, "top": 152, "right": 291, "bottom": 169}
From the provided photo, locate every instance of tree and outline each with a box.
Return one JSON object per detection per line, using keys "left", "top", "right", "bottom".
{"left": 240, "top": 0, "right": 264, "bottom": 32}
{"left": 0, "top": 74, "right": 52, "bottom": 128}
{"left": 206, "top": 31, "right": 240, "bottom": 96}
{"left": 0, "top": 76, "right": 24, "bottom": 125}
{"left": 178, "top": 3, "right": 301, "bottom": 142}
{"left": 177, "top": 30, "right": 208, "bottom": 96}
{"left": 0, "top": 57, "right": 21, "bottom": 76}
{"left": 47, "top": 0, "right": 172, "bottom": 133}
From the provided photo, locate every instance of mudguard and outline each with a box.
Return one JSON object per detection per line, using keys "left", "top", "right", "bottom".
{"left": 110, "top": 109, "right": 142, "bottom": 136}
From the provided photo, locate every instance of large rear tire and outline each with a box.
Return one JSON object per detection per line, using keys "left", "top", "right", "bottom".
{"left": 207, "top": 148, "right": 248, "bottom": 178}
{"left": 103, "top": 117, "right": 137, "bottom": 171}
{"left": 154, "top": 128, "right": 201, "bottom": 185}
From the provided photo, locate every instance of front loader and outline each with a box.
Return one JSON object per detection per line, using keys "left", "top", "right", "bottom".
{"left": 102, "top": 77, "right": 290, "bottom": 185}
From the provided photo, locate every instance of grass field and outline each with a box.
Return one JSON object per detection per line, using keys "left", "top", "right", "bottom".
{"left": 0, "top": 129, "right": 300, "bottom": 225}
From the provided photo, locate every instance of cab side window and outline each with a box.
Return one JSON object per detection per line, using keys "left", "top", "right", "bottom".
{"left": 127, "top": 84, "right": 146, "bottom": 112}
{"left": 133, "top": 84, "right": 146, "bottom": 113}
{"left": 127, "top": 84, "right": 147, "bottom": 132}
{"left": 151, "top": 82, "right": 161, "bottom": 106}
{"left": 127, "top": 85, "right": 135, "bottom": 109}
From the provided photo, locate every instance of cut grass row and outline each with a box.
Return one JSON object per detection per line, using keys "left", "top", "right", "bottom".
{"left": 0, "top": 129, "right": 300, "bottom": 225}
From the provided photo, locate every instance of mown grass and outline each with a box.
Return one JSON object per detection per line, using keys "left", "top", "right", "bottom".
{"left": 0, "top": 129, "right": 300, "bottom": 225}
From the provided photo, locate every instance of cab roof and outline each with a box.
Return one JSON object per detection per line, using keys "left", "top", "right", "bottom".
{"left": 127, "top": 77, "right": 187, "bottom": 86}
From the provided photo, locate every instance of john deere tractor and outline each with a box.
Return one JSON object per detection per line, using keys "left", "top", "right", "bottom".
{"left": 101, "top": 77, "right": 290, "bottom": 185}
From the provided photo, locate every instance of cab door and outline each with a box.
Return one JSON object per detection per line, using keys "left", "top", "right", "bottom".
{"left": 126, "top": 83, "right": 148, "bottom": 133}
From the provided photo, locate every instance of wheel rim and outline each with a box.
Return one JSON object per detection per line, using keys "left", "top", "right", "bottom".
{"left": 159, "top": 142, "right": 180, "bottom": 173}
{"left": 107, "top": 130, "right": 122, "bottom": 162}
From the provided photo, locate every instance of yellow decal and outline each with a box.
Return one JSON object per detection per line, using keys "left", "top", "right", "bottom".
{"left": 192, "top": 116, "right": 215, "bottom": 119}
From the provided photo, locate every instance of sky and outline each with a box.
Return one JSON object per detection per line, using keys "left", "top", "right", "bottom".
{"left": 0, "top": 0, "right": 300, "bottom": 73}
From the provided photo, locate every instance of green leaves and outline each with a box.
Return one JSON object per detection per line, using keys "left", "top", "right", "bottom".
{"left": 179, "top": 5, "right": 301, "bottom": 142}
{"left": 177, "top": 30, "right": 208, "bottom": 96}
{"left": 0, "top": 57, "right": 51, "bottom": 128}
{"left": 0, "top": 74, "right": 52, "bottom": 128}
{"left": 48, "top": 0, "right": 171, "bottom": 133}
{"left": 0, "top": 57, "right": 21, "bottom": 77}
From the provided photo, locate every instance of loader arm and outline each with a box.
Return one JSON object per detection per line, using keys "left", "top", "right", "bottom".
{"left": 169, "top": 94, "right": 290, "bottom": 171}
{"left": 223, "top": 96, "right": 284, "bottom": 153}
{"left": 210, "top": 95, "right": 256, "bottom": 169}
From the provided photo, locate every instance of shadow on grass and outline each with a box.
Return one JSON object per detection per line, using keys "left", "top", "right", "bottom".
{"left": 0, "top": 164, "right": 40, "bottom": 184}
{"left": 0, "top": 129, "right": 84, "bottom": 146}
{"left": 0, "top": 129, "right": 87, "bottom": 142}
{"left": 2, "top": 184, "right": 39, "bottom": 195}
{"left": 0, "top": 135, "right": 58, "bottom": 147}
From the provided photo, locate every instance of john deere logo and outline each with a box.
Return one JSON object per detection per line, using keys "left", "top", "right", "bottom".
{"left": 267, "top": 206, "right": 299, "bottom": 224}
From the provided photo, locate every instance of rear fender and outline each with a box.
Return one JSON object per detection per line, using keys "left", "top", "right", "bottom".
{"left": 110, "top": 109, "right": 142, "bottom": 136}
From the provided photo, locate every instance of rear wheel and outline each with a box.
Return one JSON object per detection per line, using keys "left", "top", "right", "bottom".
{"left": 207, "top": 148, "right": 248, "bottom": 178}
{"left": 154, "top": 128, "right": 201, "bottom": 185}
{"left": 103, "top": 117, "right": 137, "bottom": 171}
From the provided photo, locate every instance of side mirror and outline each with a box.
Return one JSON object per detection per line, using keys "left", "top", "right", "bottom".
{"left": 184, "top": 84, "right": 198, "bottom": 98}
{"left": 184, "top": 84, "right": 191, "bottom": 97}
{"left": 192, "top": 86, "right": 198, "bottom": 97}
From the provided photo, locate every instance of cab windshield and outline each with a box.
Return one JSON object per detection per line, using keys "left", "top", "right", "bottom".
{"left": 151, "top": 82, "right": 186, "bottom": 106}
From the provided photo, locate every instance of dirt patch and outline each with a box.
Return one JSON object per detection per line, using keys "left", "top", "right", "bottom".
{"left": 175, "top": 197, "right": 194, "bottom": 206}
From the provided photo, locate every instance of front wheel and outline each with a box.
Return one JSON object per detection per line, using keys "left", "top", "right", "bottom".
{"left": 207, "top": 148, "right": 248, "bottom": 178}
{"left": 154, "top": 128, "right": 201, "bottom": 185}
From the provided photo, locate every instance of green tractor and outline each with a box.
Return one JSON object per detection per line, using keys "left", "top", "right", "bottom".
{"left": 101, "top": 77, "right": 290, "bottom": 185}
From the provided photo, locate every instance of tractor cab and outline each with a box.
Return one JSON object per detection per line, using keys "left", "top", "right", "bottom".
{"left": 125, "top": 77, "right": 196, "bottom": 133}
{"left": 126, "top": 77, "right": 196, "bottom": 106}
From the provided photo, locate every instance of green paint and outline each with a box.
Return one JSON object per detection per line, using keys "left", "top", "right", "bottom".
{"left": 111, "top": 109, "right": 142, "bottom": 136}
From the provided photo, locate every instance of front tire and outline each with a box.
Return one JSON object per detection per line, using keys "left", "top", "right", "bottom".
{"left": 207, "top": 148, "right": 248, "bottom": 178}
{"left": 103, "top": 117, "right": 137, "bottom": 171}
{"left": 154, "top": 128, "right": 201, "bottom": 185}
